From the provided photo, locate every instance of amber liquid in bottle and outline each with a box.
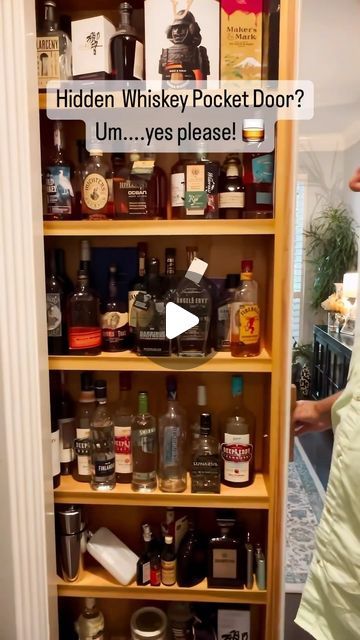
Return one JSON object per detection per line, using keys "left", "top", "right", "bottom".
{"left": 230, "top": 260, "right": 260, "bottom": 357}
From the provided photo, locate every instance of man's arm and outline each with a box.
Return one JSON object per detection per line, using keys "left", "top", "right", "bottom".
{"left": 292, "top": 391, "right": 342, "bottom": 436}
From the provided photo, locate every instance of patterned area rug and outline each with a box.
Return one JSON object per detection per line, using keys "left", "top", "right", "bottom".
{"left": 286, "top": 439, "right": 326, "bottom": 591}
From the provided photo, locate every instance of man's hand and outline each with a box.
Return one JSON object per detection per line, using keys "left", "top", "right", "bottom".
{"left": 349, "top": 167, "right": 360, "bottom": 192}
{"left": 292, "top": 400, "right": 332, "bottom": 436}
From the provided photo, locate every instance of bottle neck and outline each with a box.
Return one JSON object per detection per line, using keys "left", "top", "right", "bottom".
{"left": 138, "top": 253, "right": 146, "bottom": 277}
{"left": 118, "top": 388, "right": 130, "bottom": 406}
{"left": 226, "top": 164, "right": 240, "bottom": 178}
{"left": 44, "top": 4, "right": 57, "bottom": 30}
{"left": 108, "top": 276, "right": 119, "bottom": 299}
{"left": 77, "top": 276, "right": 89, "bottom": 291}
{"left": 79, "top": 390, "right": 95, "bottom": 404}
{"left": 187, "top": 248, "right": 198, "bottom": 266}
{"left": 138, "top": 395, "right": 148, "bottom": 414}
{"left": 166, "top": 257, "right": 176, "bottom": 276}
{"left": 219, "top": 526, "right": 231, "bottom": 537}
{"left": 96, "top": 398, "right": 107, "bottom": 406}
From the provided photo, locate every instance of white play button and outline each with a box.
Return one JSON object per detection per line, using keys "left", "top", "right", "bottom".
{"left": 166, "top": 302, "right": 199, "bottom": 340}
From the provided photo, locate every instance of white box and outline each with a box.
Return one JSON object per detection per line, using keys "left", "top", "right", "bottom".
{"left": 71, "top": 16, "right": 116, "bottom": 78}
{"left": 217, "top": 609, "right": 251, "bottom": 640}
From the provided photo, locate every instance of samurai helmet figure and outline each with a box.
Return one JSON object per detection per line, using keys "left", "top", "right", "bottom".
{"left": 166, "top": 0, "right": 202, "bottom": 47}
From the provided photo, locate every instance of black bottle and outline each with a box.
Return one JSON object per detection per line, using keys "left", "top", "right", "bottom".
{"left": 136, "top": 524, "right": 152, "bottom": 586}
{"left": 110, "top": 2, "right": 144, "bottom": 80}
{"left": 101, "top": 264, "right": 129, "bottom": 352}
{"left": 176, "top": 521, "right": 207, "bottom": 587}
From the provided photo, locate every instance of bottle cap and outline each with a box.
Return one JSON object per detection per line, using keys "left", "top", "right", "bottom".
{"left": 165, "top": 248, "right": 176, "bottom": 258}
{"left": 94, "top": 380, "right": 107, "bottom": 400}
{"left": 225, "top": 274, "right": 240, "bottom": 290}
{"left": 232, "top": 375, "right": 243, "bottom": 396}
{"left": 166, "top": 375, "right": 177, "bottom": 399}
{"left": 138, "top": 392, "right": 149, "bottom": 414}
{"left": 165, "top": 535, "right": 173, "bottom": 544}
{"left": 197, "top": 385, "right": 207, "bottom": 407}
{"left": 142, "top": 523, "right": 152, "bottom": 542}
{"left": 241, "top": 260, "right": 253, "bottom": 274}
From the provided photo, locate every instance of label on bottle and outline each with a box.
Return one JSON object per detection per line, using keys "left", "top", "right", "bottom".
{"left": 51, "top": 429, "right": 60, "bottom": 477}
{"left": 185, "top": 164, "right": 206, "bottom": 214}
{"left": 171, "top": 172, "right": 185, "bottom": 207}
{"left": 76, "top": 427, "right": 91, "bottom": 439}
{"left": 161, "top": 559, "right": 176, "bottom": 585}
{"left": 212, "top": 549, "right": 237, "bottom": 579}
{"left": 37, "top": 36, "right": 60, "bottom": 87}
{"left": 219, "top": 191, "right": 245, "bottom": 208}
{"left": 46, "top": 165, "right": 73, "bottom": 216}
{"left": 115, "top": 426, "right": 132, "bottom": 474}
{"left": 256, "top": 191, "right": 273, "bottom": 205}
{"left": 58, "top": 417, "right": 75, "bottom": 463}
{"left": 150, "top": 563, "right": 161, "bottom": 586}
{"left": 74, "top": 438, "right": 91, "bottom": 476}
{"left": 83, "top": 173, "right": 109, "bottom": 210}
{"left": 46, "top": 293, "right": 62, "bottom": 337}
{"left": 94, "top": 457, "right": 115, "bottom": 477}
{"left": 129, "top": 289, "right": 141, "bottom": 327}
{"left": 163, "top": 425, "right": 180, "bottom": 467}
{"left": 221, "top": 433, "right": 253, "bottom": 483}
{"left": 133, "top": 41, "right": 144, "bottom": 80}
{"left": 101, "top": 311, "right": 129, "bottom": 347}
{"left": 231, "top": 303, "right": 260, "bottom": 345}
{"left": 252, "top": 154, "right": 274, "bottom": 183}
{"left": 142, "top": 561, "right": 150, "bottom": 584}
{"left": 68, "top": 327, "right": 102, "bottom": 349}
{"left": 191, "top": 455, "right": 220, "bottom": 492}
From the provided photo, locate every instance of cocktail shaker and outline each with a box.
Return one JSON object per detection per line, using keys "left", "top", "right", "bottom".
{"left": 56, "top": 505, "right": 86, "bottom": 582}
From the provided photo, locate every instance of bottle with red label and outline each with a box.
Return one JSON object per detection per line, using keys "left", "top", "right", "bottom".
{"left": 230, "top": 260, "right": 260, "bottom": 357}
{"left": 67, "top": 270, "right": 102, "bottom": 355}
{"left": 219, "top": 375, "right": 255, "bottom": 488}
{"left": 113, "top": 372, "right": 133, "bottom": 483}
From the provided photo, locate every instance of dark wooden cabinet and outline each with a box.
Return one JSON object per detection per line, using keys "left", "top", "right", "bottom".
{"left": 311, "top": 325, "right": 353, "bottom": 400}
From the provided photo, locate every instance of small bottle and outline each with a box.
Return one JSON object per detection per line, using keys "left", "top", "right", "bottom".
{"left": 150, "top": 552, "right": 161, "bottom": 587}
{"left": 161, "top": 535, "right": 176, "bottom": 586}
{"left": 37, "top": 0, "right": 72, "bottom": 89}
{"left": 136, "top": 523, "right": 152, "bottom": 586}
{"left": 176, "top": 521, "right": 207, "bottom": 587}
{"left": 219, "top": 155, "right": 245, "bottom": 219}
{"left": 110, "top": 1, "right": 144, "bottom": 80}
{"left": 136, "top": 258, "right": 170, "bottom": 357}
{"left": 101, "top": 264, "right": 129, "bottom": 352}
{"left": 208, "top": 510, "right": 244, "bottom": 588}
{"left": 171, "top": 155, "right": 192, "bottom": 219}
{"left": 46, "top": 249, "right": 66, "bottom": 355}
{"left": 216, "top": 274, "right": 241, "bottom": 352}
{"left": 113, "top": 372, "right": 133, "bottom": 483}
{"left": 67, "top": 270, "right": 102, "bottom": 355}
{"left": 81, "top": 149, "right": 114, "bottom": 220}
{"left": 145, "top": 153, "right": 168, "bottom": 220}
{"left": 44, "top": 121, "right": 74, "bottom": 220}
{"left": 230, "top": 260, "right": 260, "bottom": 357}
{"left": 191, "top": 413, "right": 220, "bottom": 494}
{"left": 75, "top": 598, "right": 106, "bottom": 640}
{"left": 72, "top": 372, "right": 95, "bottom": 483}
{"left": 158, "top": 376, "right": 187, "bottom": 493}
{"left": 90, "top": 380, "right": 116, "bottom": 491}
{"left": 131, "top": 392, "right": 157, "bottom": 492}
{"left": 128, "top": 242, "right": 148, "bottom": 349}
{"left": 56, "top": 371, "right": 75, "bottom": 475}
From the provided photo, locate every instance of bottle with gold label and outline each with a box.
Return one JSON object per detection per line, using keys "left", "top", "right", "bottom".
{"left": 230, "top": 260, "right": 260, "bottom": 357}
{"left": 81, "top": 149, "right": 114, "bottom": 220}
{"left": 37, "top": 0, "right": 72, "bottom": 89}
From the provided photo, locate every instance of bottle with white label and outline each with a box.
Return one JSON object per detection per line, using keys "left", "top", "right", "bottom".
{"left": 90, "top": 380, "right": 116, "bottom": 491}
{"left": 75, "top": 597, "right": 106, "bottom": 640}
{"left": 73, "top": 372, "right": 95, "bottom": 483}
{"left": 113, "top": 372, "right": 133, "bottom": 483}
{"left": 131, "top": 392, "right": 157, "bottom": 492}
{"left": 219, "top": 375, "right": 255, "bottom": 488}
{"left": 57, "top": 371, "right": 75, "bottom": 476}
{"left": 219, "top": 155, "right": 245, "bottom": 219}
{"left": 158, "top": 376, "right": 187, "bottom": 493}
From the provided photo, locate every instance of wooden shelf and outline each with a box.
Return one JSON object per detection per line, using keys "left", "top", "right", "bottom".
{"left": 54, "top": 473, "right": 269, "bottom": 509}
{"left": 48, "top": 349, "right": 272, "bottom": 373}
{"left": 43, "top": 219, "right": 275, "bottom": 237}
{"left": 57, "top": 568, "right": 267, "bottom": 604}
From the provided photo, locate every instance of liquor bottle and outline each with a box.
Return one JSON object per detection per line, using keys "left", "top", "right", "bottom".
{"left": 219, "top": 375, "right": 255, "bottom": 488}
{"left": 167, "top": 603, "right": 194, "bottom": 640}
{"left": 216, "top": 274, "right": 241, "bottom": 352}
{"left": 72, "top": 372, "right": 95, "bottom": 483}
{"left": 90, "top": 380, "right": 116, "bottom": 491}
{"left": 101, "top": 264, "right": 129, "bottom": 352}
{"left": 189, "top": 385, "right": 208, "bottom": 468}
{"left": 50, "top": 378, "right": 61, "bottom": 488}
{"left": 44, "top": 121, "right": 74, "bottom": 220}
{"left": 110, "top": 1, "right": 144, "bottom": 80}
{"left": 171, "top": 155, "right": 192, "bottom": 219}
{"left": 219, "top": 155, "right": 245, "bottom": 219}
{"left": 163, "top": 248, "right": 178, "bottom": 300}
{"left": 158, "top": 376, "right": 187, "bottom": 493}
{"left": 136, "top": 523, "right": 152, "bottom": 586}
{"left": 184, "top": 152, "right": 219, "bottom": 219}
{"left": 67, "top": 270, "right": 102, "bottom": 355}
{"left": 131, "top": 392, "right": 157, "bottom": 492}
{"left": 57, "top": 371, "right": 76, "bottom": 475}
{"left": 114, "top": 153, "right": 167, "bottom": 220}
{"left": 230, "top": 260, "right": 260, "bottom": 357}
{"left": 128, "top": 242, "right": 148, "bottom": 349}
{"left": 73, "top": 140, "right": 89, "bottom": 218}
{"left": 191, "top": 413, "right": 220, "bottom": 494}
{"left": 145, "top": 153, "right": 168, "bottom": 220}
{"left": 176, "top": 520, "right": 207, "bottom": 587}
{"left": 161, "top": 507, "right": 175, "bottom": 540}
{"left": 113, "top": 372, "right": 133, "bottom": 483}
{"left": 46, "top": 249, "right": 66, "bottom": 355}
{"left": 175, "top": 248, "right": 212, "bottom": 357}
{"left": 208, "top": 511, "right": 244, "bottom": 588}
{"left": 75, "top": 598, "right": 106, "bottom": 640}
{"left": 161, "top": 535, "right": 176, "bottom": 586}
{"left": 150, "top": 551, "right": 161, "bottom": 587}
{"left": 243, "top": 152, "right": 274, "bottom": 219}
{"left": 55, "top": 248, "right": 73, "bottom": 298}
{"left": 37, "top": 0, "right": 72, "bottom": 89}
{"left": 81, "top": 149, "right": 114, "bottom": 220}
{"left": 80, "top": 239, "right": 91, "bottom": 278}
{"left": 136, "top": 258, "right": 170, "bottom": 357}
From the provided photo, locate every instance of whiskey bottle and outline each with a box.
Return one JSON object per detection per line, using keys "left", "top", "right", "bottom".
{"left": 67, "top": 270, "right": 102, "bottom": 355}
{"left": 184, "top": 153, "right": 219, "bottom": 219}
{"left": 219, "top": 155, "right": 245, "bottom": 219}
{"left": 114, "top": 154, "right": 167, "bottom": 220}
{"left": 101, "top": 264, "right": 129, "bottom": 352}
{"left": 219, "top": 375, "right": 255, "bottom": 488}
{"left": 128, "top": 242, "right": 148, "bottom": 349}
{"left": 73, "top": 140, "right": 89, "bottom": 218}
{"left": 176, "top": 520, "right": 207, "bottom": 587}
{"left": 37, "top": 0, "right": 72, "bottom": 89}
{"left": 113, "top": 372, "right": 133, "bottom": 483}
{"left": 146, "top": 153, "right": 168, "bottom": 220}
{"left": 161, "top": 535, "right": 176, "bottom": 586}
{"left": 208, "top": 511, "right": 244, "bottom": 588}
{"left": 243, "top": 152, "right": 274, "bottom": 219}
{"left": 136, "top": 524, "right": 152, "bottom": 586}
{"left": 110, "top": 1, "right": 144, "bottom": 80}
{"left": 189, "top": 385, "right": 208, "bottom": 467}
{"left": 191, "top": 413, "right": 220, "bottom": 494}
{"left": 171, "top": 155, "right": 192, "bottom": 219}
{"left": 72, "top": 372, "right": 95, "bottom": 483}
{"left": 136, "top": 258, "right": 170, "bottom": 357}
{"left": 90, "top": 380, "right": 116, "bottom": 491}
{"left": 230, "top": 260, "right": 260, "bottom": 357}
{"left": 131, "top": 392, "right": 157, "bottom": 492}
{"left": 46, "top": 249, "right": 66, "bottom": 355}
{"left": 81, "top": 150, "right": 114, "bottom": 220}
{"left": 56, "top": 371, "right": 75, "bottom": 475}
{"left": 44, "top": 121, "right": 74, "bottom": 220}
{"left": 216, "top": 274, "right": 240, "bottom": 352}
{"left": 158, "top": 376, "right": 187, "bottom": 493}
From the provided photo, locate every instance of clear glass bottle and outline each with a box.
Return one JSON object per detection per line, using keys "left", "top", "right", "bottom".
{"left": 128, "top": 242, "right": 148, "bottom": 349}
{"left": 46, "top": 249, "right": 66, "bottom": 355}
{"left": 101, "top": 264, "right": 129, "bottom": 352}
{"left": 230, "top": 260, "right": 260, "bottom": 357}
{"left": 208, "top": 511, "right": 243, "bottom": 588}
{"left": 191, "top": 413, "right": 220, "bottom": 494}
{"left": 81, "top": 150, "right": 114, "bottom": 220}
{"left": 113, "top": 372, "right": 133, "bottom": 483}
{"left": 136, "top": 523, "right": 152, "bottom": 586}
{"left": 161, "top": 535, "right": 176, "bottom": 586}
{"left": 158, "top": 376, "right": 187, "bottom": 493}
{"left": 44, "top": 121, "right": 74, "bottom": 220}
{"left": 136, "top": 258, "right": 170, "bottom": 357}
{"left": 219, "top": 375, "right": 256, "bottom": 488}
{"left": 90, "top": 380, "right": 116, "bottom": 491}
{"left": 72, "top": 372, "right": 95, "bottom": 483}
{"left": 189, "top": 385, "right": 208, "bottom": 466}
{"left": 37, "top": 0, "right": 72, "bottom": 89}
{"left": 75, "top": 597, "right": 106, "bottom": 640}
{"left": 131, "top": 392, "right": 157, "bottom": 492}
{"left": 216, "top": 274, "right": 241, "bottom": 352}
{"left": 110, "top": 1, "right": 144, "bottom": 80}
{"left": 67, "top": 270, "right": 102, "bottom": 355}
{"left": 219, "top": 155, "right": 245, "bottom": 219}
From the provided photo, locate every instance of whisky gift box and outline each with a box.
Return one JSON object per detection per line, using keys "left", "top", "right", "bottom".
{"left": 221, "top": 0, "right": 263, "bottom": 80}
{"left": 144, "top": 0, "right": 220, "bottom": 82}
{"left": 217, "top": 609, "right": 251, "bottom": 640}
{"left": 71, "top": 16, "right": 116, "bottom": 79}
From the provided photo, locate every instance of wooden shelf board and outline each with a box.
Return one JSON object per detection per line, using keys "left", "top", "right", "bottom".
{"left": 57, "top": 568, "right": 267, "bottom": 604}
{"left": 48, "top": 349, "right": 272, "bottom": 373}
{"left": 54, "top": 473, "right": 269, "bottom": 509}
{"left": 43, "top": 219, "right": 275, "bottom": 237}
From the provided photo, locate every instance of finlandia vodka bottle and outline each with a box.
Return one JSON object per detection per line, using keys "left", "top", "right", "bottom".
{"left": 90, "top": 380, "right": 116, "bottom": 491}
{"left": 131, "top": 392, "right": 157, "bottom": 492}
{"left": 158, "top": 376, "right": 187, "bottom": 492}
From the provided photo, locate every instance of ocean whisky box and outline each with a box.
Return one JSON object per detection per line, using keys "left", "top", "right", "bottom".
{"left": 221, "top": 0, "right": 263, "bottom": 80}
